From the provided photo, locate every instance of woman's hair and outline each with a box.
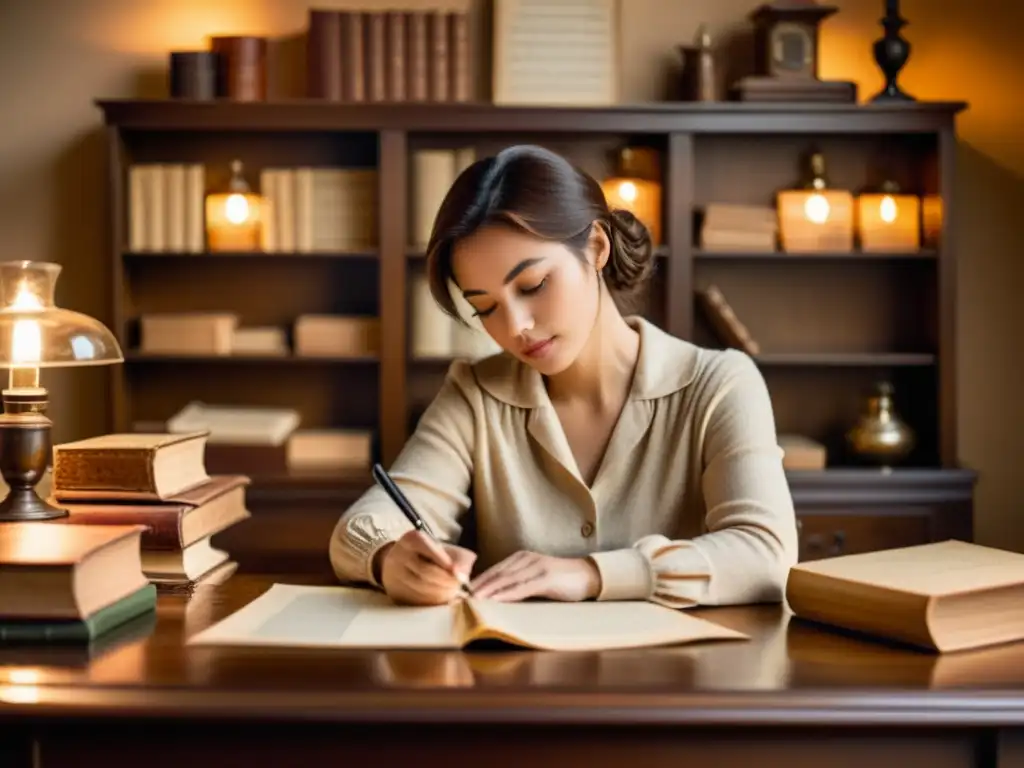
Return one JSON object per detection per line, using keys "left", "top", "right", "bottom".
{"left": 424, "top": 144, "right": 654, "bottom": 321}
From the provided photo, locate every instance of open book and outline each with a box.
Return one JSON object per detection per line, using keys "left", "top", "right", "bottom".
{"left": 186, "top": 584, "right": 748, "bottom": 651}
{"left": 786, "top": 539, "right": 1024, "bottom": 653}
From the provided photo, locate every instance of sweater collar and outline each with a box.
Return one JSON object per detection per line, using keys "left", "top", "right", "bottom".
{"left": 472, "top": 316, "right": 702, "bottom": 409}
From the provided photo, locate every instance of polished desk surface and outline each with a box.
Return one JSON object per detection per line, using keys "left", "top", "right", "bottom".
{"left": 1, "top": 573, "right": 1024, "bottom": 728}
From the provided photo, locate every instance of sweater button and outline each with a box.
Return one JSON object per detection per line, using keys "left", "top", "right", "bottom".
{"left": 580, "top": 522, "right": 594, "bottom": 537}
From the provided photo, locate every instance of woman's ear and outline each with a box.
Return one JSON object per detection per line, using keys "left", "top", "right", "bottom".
{"left": 588, "top": 221, "right": 612, "bottom": 271}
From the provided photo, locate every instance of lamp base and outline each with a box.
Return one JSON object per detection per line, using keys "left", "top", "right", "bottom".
{"left": 0, "top": 387, "right": 66, "bottom": 523}
{"left": 0, "top": 486, "right": 66, "bottom": 522}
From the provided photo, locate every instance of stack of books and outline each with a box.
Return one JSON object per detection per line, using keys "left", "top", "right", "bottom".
{"left": 0, "top": 523, "right": 157, "bottom": 643}
{"left": 48, "top": 431, "right": 250, "bottom": 587}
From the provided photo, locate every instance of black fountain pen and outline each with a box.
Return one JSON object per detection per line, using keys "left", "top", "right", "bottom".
{"left": 371, "top": 463, "right": 474, "bottom": 597}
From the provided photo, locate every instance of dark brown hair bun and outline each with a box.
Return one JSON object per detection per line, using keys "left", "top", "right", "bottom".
{"left": 603, "top": 207, "right": 654, "bottom": 295}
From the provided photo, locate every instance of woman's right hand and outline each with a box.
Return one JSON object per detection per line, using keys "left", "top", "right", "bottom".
{"left": 376, "top": 529, "right": 477, "bottom": 606}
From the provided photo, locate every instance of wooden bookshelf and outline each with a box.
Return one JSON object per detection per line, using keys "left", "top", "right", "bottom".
{"left": 96, "top": 99, "right": 976, "bottom": 570}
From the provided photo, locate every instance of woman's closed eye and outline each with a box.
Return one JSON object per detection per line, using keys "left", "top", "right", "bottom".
{"left": 471, "top": 278, "right": 547, "bottom": 318}
{"left": 520, "top": 277, "right": 546, "bottom": 296}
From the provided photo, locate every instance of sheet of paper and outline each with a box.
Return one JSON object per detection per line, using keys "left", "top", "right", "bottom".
{"left": 466, "top": 598, "right": 749, "bottom": 651}
{"left": 186, "top": 584, "right": 461, "bottom": 649}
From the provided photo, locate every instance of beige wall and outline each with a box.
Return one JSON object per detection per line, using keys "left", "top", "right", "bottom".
{"left": 0, "top": 0, "right": 1020, "bottom": 550}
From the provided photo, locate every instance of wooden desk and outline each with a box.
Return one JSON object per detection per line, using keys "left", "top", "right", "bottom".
{"left": 0, "top": 574, "right": 1022, "bottom": 768}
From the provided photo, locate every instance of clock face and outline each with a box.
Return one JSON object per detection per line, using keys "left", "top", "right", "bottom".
{"left": 771, "top": 22, "right": 813, "bottom": 75}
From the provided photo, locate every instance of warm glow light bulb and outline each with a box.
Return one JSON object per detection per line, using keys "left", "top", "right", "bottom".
{"left": 617, "top": 181, "right": 638, "bottom": 204}
{"left": 11, "top": 320, "right": 41, "bottom": 364}
{"left": 7, "top": 279, "right": 43, "bottom": 386}
{"left": 804, "top": 193, "right": 831, "bottom": 224}
{"left": 879, "top": 194, "right": 898, "bottom": 224}
{"left": 224, "top": 193, "right": 250, "bottom": 225}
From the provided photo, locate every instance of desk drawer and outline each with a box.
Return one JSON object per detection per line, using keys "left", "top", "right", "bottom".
{"left": 796, "top": 513, "right": 931, "bottom": 561}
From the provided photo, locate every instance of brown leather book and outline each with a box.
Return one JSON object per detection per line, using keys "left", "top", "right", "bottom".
{"left": 427, "top": 10, "right": 449, "bottom": 101}
{"left": 52, "top": 431, "right": 210, "bottom": 501}
{"left": 0, "top": 523, "right": 148, "bottom": 620}
{"left": 50, "top": 475, "right": 251, "bottom": 551}
{"left": 405, "top": 10, "right": 429, "bottom": 101}
{"left": 385, "top": 11, "right": 407, "bottom": 101}
{"left": 363, "top": 11, "right": 387, "bottom": 102}
{"left": 306, "top": 9, "right": 343, "bottom": 99}
{"left": 447, "top": 11, "right": 471, "bottom": 102}
{"left": 340, "top": 10, "right": 365, "bottom": 101}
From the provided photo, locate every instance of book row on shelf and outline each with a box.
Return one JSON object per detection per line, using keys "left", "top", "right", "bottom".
{"left": 125, "top": 146, "right": 478, "bottom": 255}
{"left": 306, "top": 8, "right": 471, "bottom": 104}
{"left": 125, "top": 155, "right": 943, "bottom": 258}
{"left": 132, "top": 272, "right": 497, "bottom": 362}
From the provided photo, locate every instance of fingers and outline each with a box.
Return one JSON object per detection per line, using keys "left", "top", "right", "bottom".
{"left": 469, "top": 551, "right": 524, "bottom": 592}
{"left": 382, "top": 533, "right": 473, "bottom": 606}
{"left": 487, "top": 574, "right": 543, "bottom": 603}
{"left": 400, "top": 558, "right": 454, "bottom": 591}
{"left": 444, "top": 544, "right": 478, "bottom": 579}
{"left": 472, "top": 552, "right": 542, "bottom": 599}
{"left": 401, "top": 530, "right": 455, "bottom": 571}
{"left": 387, "top": 556, "right": 461, "bottom": 606}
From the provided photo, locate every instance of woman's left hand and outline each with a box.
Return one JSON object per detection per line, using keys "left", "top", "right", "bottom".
{"left": 469, "top": 552, "right": 601, "bottom": 602}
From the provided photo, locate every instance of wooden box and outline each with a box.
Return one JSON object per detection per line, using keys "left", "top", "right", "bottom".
{"left": 293, "top": 314, "right": 380, "bottom": 358}
{"left": 139, "top": 312, "right": 238, "bottom": 355}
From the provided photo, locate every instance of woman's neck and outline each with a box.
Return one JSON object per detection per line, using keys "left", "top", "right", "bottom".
{"left": 544, "top": 288, "right": 639, "bottom": 410}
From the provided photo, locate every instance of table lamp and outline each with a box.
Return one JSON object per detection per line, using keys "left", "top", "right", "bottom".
{"left": 0, "top": 260, "right": 123, "bottom": 522}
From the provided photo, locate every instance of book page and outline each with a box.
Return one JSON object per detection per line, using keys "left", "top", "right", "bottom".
{"left": 465, "top": 599, "right": 748, "bottom": 651}
{"left": 791, "top": 540, "right": 1024, "bottom": 597}
{"left": 186, "top": 584, "right": 461, "bottom": 649}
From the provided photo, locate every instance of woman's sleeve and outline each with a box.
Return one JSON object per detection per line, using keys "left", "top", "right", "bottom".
{"left": 587, "top": 350, "right": 799, "bottom": 608}
{"left": 328, "top": 363, "right": 478, "bottom": 587}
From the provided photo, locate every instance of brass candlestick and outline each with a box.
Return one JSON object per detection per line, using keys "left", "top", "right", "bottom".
{"left": 0, "top": 385, "right": 64, "bottom": 521}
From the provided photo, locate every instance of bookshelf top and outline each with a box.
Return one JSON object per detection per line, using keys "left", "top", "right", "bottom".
{"left": 95, "top": 99, "right": 968, "bottom": 135}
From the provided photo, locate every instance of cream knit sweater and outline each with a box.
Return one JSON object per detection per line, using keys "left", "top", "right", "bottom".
{"left": 329, "top": 316, "right": 799, "bottom": 609}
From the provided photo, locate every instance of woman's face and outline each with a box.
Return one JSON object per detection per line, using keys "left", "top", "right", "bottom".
{"left": 450, "top": 223, "right": 607, "bottom": 375}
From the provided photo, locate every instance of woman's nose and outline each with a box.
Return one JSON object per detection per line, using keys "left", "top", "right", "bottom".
{"left": 504, "top": 300, "right": 534, "bottom": 338}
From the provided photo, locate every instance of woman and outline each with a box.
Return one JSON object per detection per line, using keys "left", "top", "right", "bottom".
{"left": 329, "top": 144, "right": 798, "bottom": 608}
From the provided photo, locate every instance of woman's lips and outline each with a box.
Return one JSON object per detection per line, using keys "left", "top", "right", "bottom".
{"left": 522, "top": 337, "right": 555, "bottom": 358}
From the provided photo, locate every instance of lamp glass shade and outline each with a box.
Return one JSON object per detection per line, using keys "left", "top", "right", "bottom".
{"left": 0, "top": 261, "right": 123, "bottom": 368}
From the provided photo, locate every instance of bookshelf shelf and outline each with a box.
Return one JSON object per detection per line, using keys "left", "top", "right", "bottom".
{"left": 240, "top": 466, "right": 973, "bottom": 506}
{"left": 98, "top": 98, "right": 975, "bottom": 568}
{"left": 754, "top": 352, "right": 936, "bottom": 367}
{"left": 125, "top": 352, "right": 378, "bottom": 365}
{"left": 96, "top": 99, "right": 967, "bottom": 134}
{"left": 694, "top": 250, "right": 938, "bottom": 261}
{"left": 124, "top": 251, "right": 378, "bottom": 261}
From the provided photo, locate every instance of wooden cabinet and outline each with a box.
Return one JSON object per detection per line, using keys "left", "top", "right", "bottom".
{"left": 790, "top": 468, "right": 976, "bottom": 561}
{"left": 95, "top": 100, "right": 974, "bottom": 568}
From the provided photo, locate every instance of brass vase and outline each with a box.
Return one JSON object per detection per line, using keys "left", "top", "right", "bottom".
{"left": 846, "top": 381, "right": 914, "bottom": 466}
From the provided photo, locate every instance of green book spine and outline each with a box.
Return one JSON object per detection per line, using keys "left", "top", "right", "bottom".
{"left": 0, "top": 583, "right": 158, "bottom": 643}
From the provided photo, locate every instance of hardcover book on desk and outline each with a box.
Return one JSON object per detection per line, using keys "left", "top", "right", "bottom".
{"left": 785, "top": 540, "right": 1024, "bottom": 653}
{"left": 0, "top": 523, "right": 156, "bottom": 642}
